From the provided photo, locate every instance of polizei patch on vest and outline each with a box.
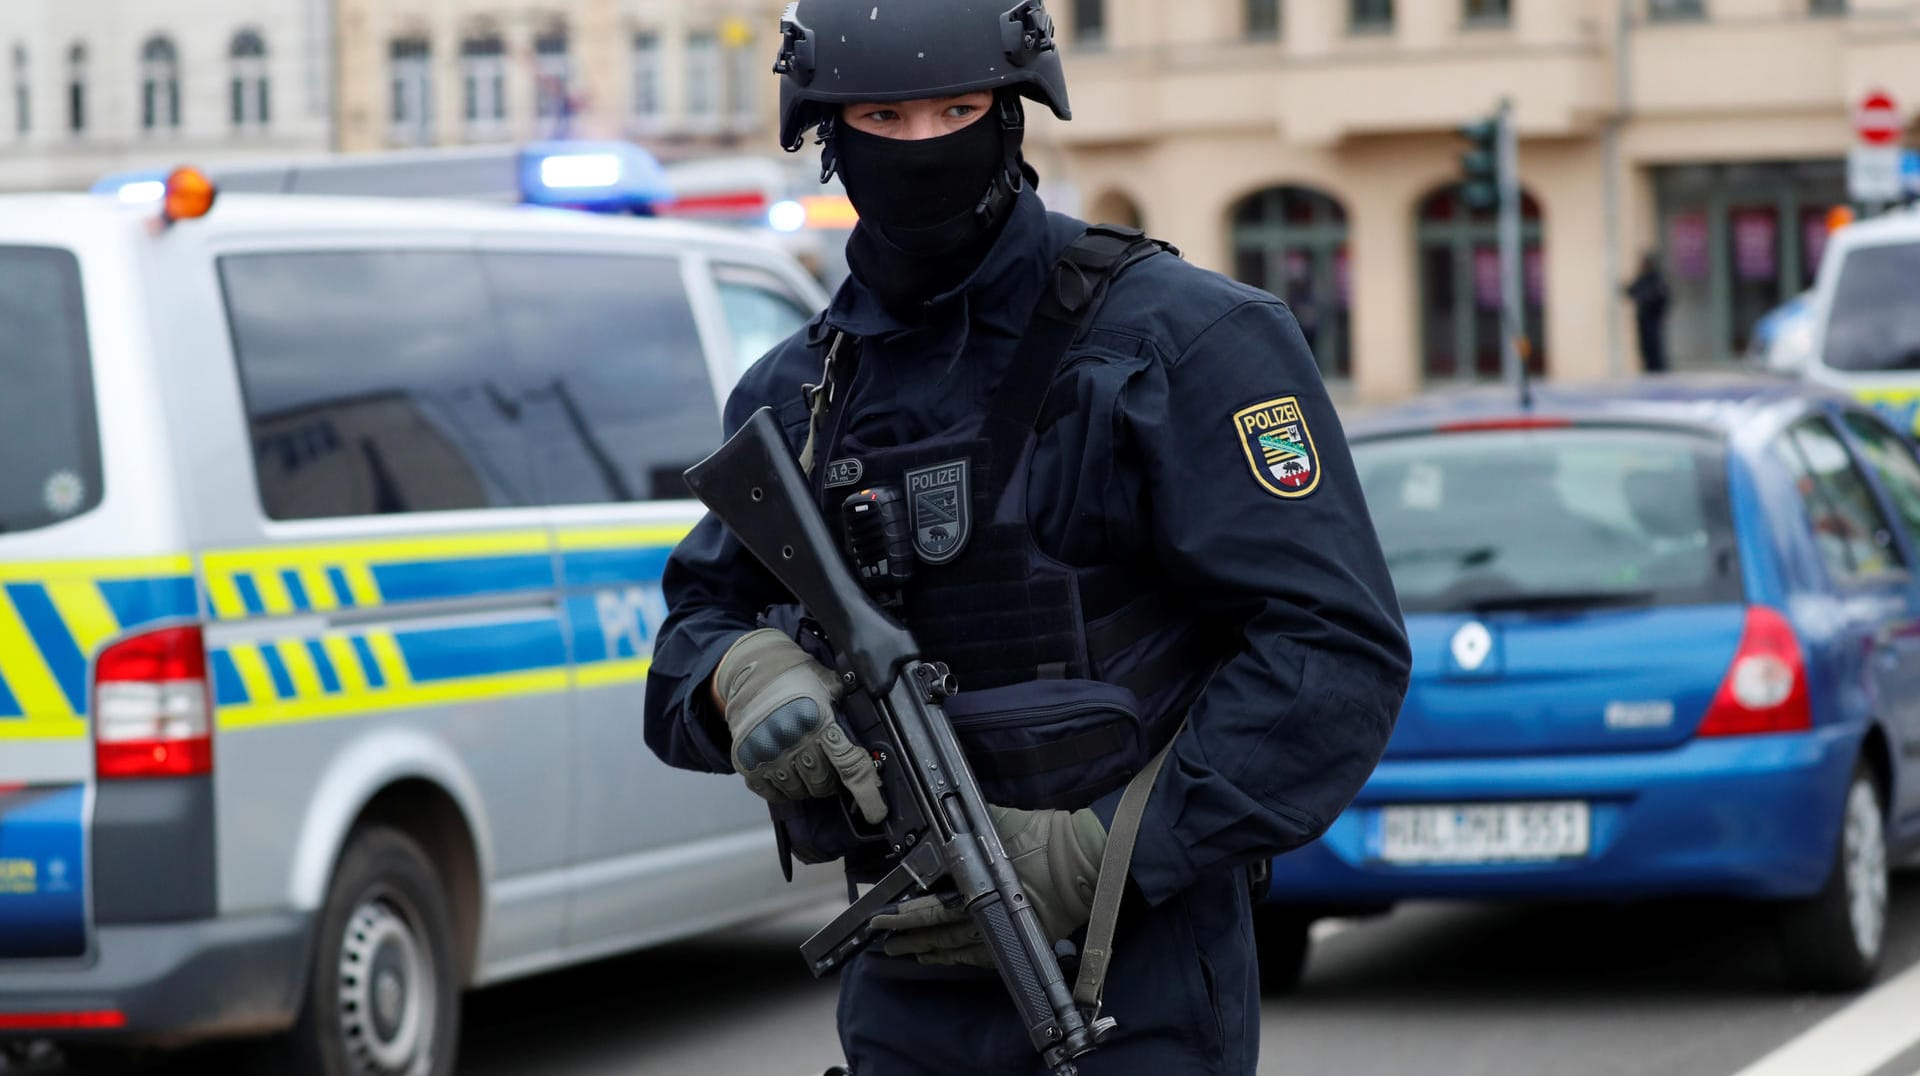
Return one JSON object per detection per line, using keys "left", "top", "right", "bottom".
{"left": 1234, "top": 396, "right": 1321, "bottom": 499}
{"left": 824, "top": 458, "right": 865, "bottom": 489}
{"left": 905, "top": 459, "right": 971, "bottom": 564}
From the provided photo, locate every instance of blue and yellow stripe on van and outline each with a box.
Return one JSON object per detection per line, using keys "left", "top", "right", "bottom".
{"left": 0, "top": 556, "right": 198, "bottom": 740}
{"left": 199, "top": 532, "right": 554, "bottom": 621}
{"left": 204, "top": 525, "right": 693, "bottom": 731}
{"left": 1853, "top": 387, "right": 1920, "bottom": 437}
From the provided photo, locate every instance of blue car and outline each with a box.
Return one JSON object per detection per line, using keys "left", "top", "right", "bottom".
{"left": 1261, "top": 375, "right": 1920, "bottom": 993}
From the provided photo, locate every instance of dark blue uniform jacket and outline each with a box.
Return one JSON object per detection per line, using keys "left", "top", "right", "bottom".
{"left": 644, "top": 191, "right": 1411, "bottom": 909}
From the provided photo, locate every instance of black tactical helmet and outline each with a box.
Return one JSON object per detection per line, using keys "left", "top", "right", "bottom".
{"left": 774, "top": 0, "right": 1073, "bottom": 152}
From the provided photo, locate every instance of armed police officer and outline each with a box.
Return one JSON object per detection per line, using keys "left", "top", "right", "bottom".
{"left": 644, "top": 2, "right": 1411, "bottom": 1072}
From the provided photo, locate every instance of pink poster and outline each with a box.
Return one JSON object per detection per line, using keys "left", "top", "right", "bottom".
{"left": 1473, "top": 248, "right": 1502, "bottom": 311}
{"left": 1732, "top": 209, "right": 1778, "bottom": 283}
{"left": 1670, "top": 212, "right": 1709, "bottom": 282}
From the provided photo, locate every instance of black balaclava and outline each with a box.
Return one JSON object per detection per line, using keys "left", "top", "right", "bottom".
{"left": 831, "top": 94, "right": 1027, "bottom": 316}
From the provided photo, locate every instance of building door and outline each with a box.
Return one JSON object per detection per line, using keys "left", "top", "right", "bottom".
{"left": 1417, "top": 184, "right": 1546, "bottom": 384}
{"left": 1231, "top": 186, "right": 1351, "bottom": 382}
{"left": 1655, "top": 161, "right": 1848, "bottom": 365}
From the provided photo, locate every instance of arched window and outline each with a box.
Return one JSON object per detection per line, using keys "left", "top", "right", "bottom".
{"left": 140, "top": 36, "right": 180, "bottom": 132}
{"left": 1416, "top": 184, "right": 1547, "bottom": 382}
{"left": 460, "top": 34, "right": 506, "bottom": 137}
{"left": 11, "top": 44, "right": 26, "bottom": 137}
{"left": 66, "top": 42, "right": 86, "bottom": 134}
{"left": 230, "top": 29, "right": 268, "bottom": 129}
{"left": 1231, "top": 186, "right": 1352, "bottom": 380}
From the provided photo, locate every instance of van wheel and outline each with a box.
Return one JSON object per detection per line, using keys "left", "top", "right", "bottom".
{"left": 1778, "top": 766, "right": 1888, "bottom": 993}
{"left": 282, "top": 826, "right": 461, "bottom": 1076}
{"left": 1254, "top": 908, "right": 1313, "bottom": 995}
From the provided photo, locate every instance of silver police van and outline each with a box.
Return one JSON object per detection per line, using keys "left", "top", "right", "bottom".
{"left": 0, "top": 165, "right": 832, "bottom": 1073}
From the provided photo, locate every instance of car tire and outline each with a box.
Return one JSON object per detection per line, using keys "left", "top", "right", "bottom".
{"left": 276, "top": 826, "right": 462, "bottom": 1076}
{"left": 1254, "top": 908, "right": 1313, "bottom": 995}
{"left": 1777, "top": 765, "right": 1889, "bottom": 993}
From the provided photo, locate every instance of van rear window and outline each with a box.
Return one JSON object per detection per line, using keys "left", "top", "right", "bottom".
{"left": 0, "top": 247, "right": 103, "bottom": 534}
{"left": 1825, "top": 242, "right": 1920, "bottom": 373}
{"left": 1354, "top": 427, "right": 1742, "bottom": 615}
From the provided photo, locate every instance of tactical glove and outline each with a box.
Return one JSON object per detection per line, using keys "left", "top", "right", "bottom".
{"left": 713, "top": 629, "right": 887, "bottom": 825}
{"left": 872, "top": 805, "right": 1107, "bottom": 968}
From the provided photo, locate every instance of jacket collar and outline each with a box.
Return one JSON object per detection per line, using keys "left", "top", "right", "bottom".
{"left": 807, "top": 190, "right": 1056, "bottom": 346}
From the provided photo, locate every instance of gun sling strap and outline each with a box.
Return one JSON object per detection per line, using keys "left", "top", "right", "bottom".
{"left": 1072, "top": 724, "right": 1179, "bottom": 1014}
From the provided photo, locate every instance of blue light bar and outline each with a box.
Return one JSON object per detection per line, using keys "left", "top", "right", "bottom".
{"left": 517, "top": 141, "right": 673, "bottom": 212}
{"left": 91, "top": 169, "right": 171, "bottom": 203}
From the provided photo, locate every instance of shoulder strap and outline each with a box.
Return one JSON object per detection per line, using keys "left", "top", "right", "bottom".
{"left": 984, "top": 225, "right": 1176, "bottom": 496}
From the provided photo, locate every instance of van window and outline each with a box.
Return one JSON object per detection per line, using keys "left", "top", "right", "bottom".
{"left": 1824, "top": 242, "right": 1920, "bottom": 372}
{"left": 220, "top": 251, "right": 535, "bottom": 520}
{"left": 481, "top": 252, "right": 720, "bottom": 504}
{"left": 714, "top": 263, "right": 812, "bottom": 375}
{"left": 0, "top": 247, "right": 102, "bottom": 533}
{"left": 1775, "top": 417, "right": 1904, "bottom": 579}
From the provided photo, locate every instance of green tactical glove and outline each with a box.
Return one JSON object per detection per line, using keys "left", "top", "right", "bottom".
{"left": 713, "top": 629, "right": 886, "bottom": 825}
{"left": 873, "top": 805, "right": 1108, "bottom": 968}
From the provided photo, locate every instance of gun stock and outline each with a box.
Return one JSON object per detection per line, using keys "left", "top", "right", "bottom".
{"left": 683, "top": 407, "right": 916, "bottom": 691}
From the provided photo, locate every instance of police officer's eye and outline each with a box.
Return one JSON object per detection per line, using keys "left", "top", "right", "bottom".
{"left": 863, "top": 109, "right": 899, "bottom": 123}
{"left": 947, "top": 106, "right": 977, "bottom": 119}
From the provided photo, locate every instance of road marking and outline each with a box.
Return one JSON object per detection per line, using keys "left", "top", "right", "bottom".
{"left": 1729, "top": 959, "right": 1920, "bottom": 1076}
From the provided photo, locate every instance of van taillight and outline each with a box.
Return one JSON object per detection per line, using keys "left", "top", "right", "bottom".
{"left": 93, "top": 626, "right": 212, "bottom": 779}
{"left": 1697, "top": 606, "right": 1811, "bottom": 737}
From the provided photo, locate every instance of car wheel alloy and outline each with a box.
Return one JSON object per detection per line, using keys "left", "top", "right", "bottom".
{"left": 1777, "top": 764, "right": 1888, "bottom": 992}
{"left": 1842, "top": 776, "right": 1889, "bottom": 964}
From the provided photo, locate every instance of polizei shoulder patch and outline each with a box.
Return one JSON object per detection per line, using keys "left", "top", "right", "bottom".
{"left": 1234, "top": 396, "right": 1321, "bottom": 499}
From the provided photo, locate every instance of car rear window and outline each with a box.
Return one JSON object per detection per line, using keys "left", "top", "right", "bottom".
{"left": 0, "top": 246, "right": 103, "bottom": 534}
{"left": 1354, "top": 427, "right": 1742, "bottom": 615}
{"left": 1824, "top": 241, "right": 1920, "bottom": 373}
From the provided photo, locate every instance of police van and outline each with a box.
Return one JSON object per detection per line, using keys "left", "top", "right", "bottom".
{"left": 1797, "top": 206, "right": 1920, "bottom": 434}
{"left": 0, "top": 161, "right": 831, "bottom": 1072}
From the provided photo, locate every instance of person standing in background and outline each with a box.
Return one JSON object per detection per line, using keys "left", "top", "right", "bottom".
{"left": 1625, "top": 251, "right": 1672, "bottom": 374}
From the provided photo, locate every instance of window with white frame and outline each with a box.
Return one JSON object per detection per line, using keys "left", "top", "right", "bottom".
{"left": 686, "top": 31, "right": 720, "bottom": 124}
{"left": 390, "top": 38, "right": 432, "bottom": 145}
{"left": 461, "top": 34, "right": 506, "bottom": 137}
{"left": 632, "top": 32, "right": 664, "bottom": 126}
{"left": 534, "top": 30, "right": 571, "bottom": 131}
{"left": 11, "top": 45, "right": 26, "bottom": 137}
{"left": 140, "top": 35, "right": 180, "bottom": 132}
{"left": 230, "top": 29, "right": 268, "bottom": 130}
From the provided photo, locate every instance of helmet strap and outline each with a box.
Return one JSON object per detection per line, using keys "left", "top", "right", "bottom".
{"left": 817, "top": 116, "right": 841, "bottom": 183}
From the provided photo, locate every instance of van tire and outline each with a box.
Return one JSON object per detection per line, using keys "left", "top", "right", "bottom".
{"left": 278, "top": 826, "right": 461, "bottom": 1076}
{"left": 1777, "top": 766, "right": 1888, "bottom": 993}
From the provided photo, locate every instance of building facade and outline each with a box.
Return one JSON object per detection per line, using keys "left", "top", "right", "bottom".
{"left": 0, "top": 0, "right": 334, "bottom": 192}
{"left": 1028, "top": 0, "right": 1920, "bottom": 404}
{"left": 331, "top": 0, "right": 786, "bottom": 157}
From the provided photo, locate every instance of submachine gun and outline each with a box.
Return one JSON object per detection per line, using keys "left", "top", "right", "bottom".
{"left": 684, "top": 407, "right": 1112, "bottom": 1076}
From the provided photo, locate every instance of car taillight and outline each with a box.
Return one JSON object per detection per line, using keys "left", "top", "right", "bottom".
{"left": 1697, "top": 606, "right": 1811, "bottom": 737}
{"left": 93, "top": 625, "right": 212, "bottom": 779}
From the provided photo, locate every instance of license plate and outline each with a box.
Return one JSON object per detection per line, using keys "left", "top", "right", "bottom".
{"left": 1377, "top": 801, "right": 1591, "bottom": 865}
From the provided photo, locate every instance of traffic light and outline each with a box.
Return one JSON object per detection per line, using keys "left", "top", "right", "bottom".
{"left": 1459, "top": 115, "right": 1501, "bottom": 211}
